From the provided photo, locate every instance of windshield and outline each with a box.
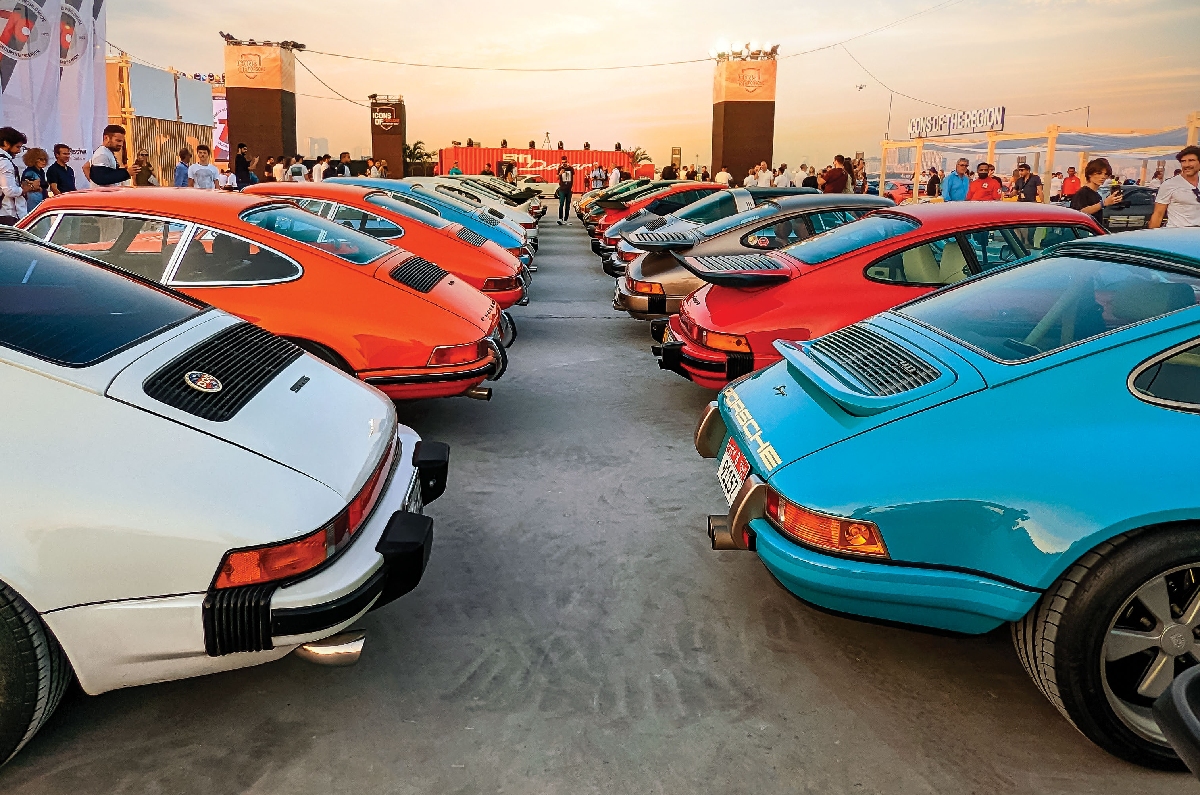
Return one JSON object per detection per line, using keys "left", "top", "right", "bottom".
{"left": 700, "top": 203, "right": 778, "bottom": 237}
{"left": 367, "top": 193, "right": 452, "bottom": 229}
{"left": 676, "top": 191, "right": 738, "bottom": 225}
{"left": 384, "top": 191, "right": 442, "bottom": 218}
{"left": 783, "top": 214, "right": 918, "bottom": 265}
{"left": 901, "top": 255, "right": 1200, "bottom": 362}
{"left": 0, "top": 238, "right": 200, "bottom": 366}
{"left": 241, "top": 205, "right": 392, "bottom": 265}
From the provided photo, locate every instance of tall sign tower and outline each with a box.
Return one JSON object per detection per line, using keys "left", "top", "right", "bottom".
{"left": 711, "top": 44, "right": 778, "bottom": 183}
{"left": 222, "top": 36, "right": 299, "bottom": 165}
{"left": 369, "top": 95, "right": 406, "bottom": 177}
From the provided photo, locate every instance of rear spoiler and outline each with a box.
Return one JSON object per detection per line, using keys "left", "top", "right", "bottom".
{"left": 670, "top": 251, "right": 791, "bottom": 287}
{"left": 626, "top": 232, "right": 696, "bottom": 253}
{"left": 596, "top": 199, "right": 628, "bottom": 210}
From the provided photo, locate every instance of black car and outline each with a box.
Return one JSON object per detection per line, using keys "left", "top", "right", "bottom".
{"left": 1103, "top": 185, "right": 1158, "bottom": 232}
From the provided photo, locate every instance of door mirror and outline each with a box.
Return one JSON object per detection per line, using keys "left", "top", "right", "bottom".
{"left": 1153, "top": 664, "right": 1200, "bottom": 779}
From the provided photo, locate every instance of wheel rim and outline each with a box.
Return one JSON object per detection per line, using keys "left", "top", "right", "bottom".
{"left": 1101, "top": 562, "right": 1200, "bottom": 745}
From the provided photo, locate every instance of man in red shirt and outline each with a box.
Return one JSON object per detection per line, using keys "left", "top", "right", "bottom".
{"left": 1061, "top": 166, "right": 1081, "bottom": 199}
{"left": 966, "top": 162, "right": 1003, "bottom": 201}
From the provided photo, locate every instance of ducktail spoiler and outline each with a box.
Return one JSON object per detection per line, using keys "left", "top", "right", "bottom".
{"left": 670, "top": 251, "right": 791, "bottom": 287}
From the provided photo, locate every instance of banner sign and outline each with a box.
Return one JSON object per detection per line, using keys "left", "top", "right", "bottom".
{"left": 212, "top": 93, "right": 227, "bottom": 161}
{"left": 438, "top": 147, "right": 634, "bottom": 193}
{"left": 58, "top": 0, "right": 103, "bottom": 186}
{"left": 223, "top": 44, "right": 295, "bottom": 92}
{"left": 0, "top": 0, "right": 62, "bottom": 153}
{"left": 713, "top": 59, "right": 778, "bottom": 104}
{"left": 909, "top": 106, "right": 1005, "bottom": 138}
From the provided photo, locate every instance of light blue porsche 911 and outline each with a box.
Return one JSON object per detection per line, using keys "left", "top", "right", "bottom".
{"left": 696, "top": 228, "right": 1200, "bottom": 769}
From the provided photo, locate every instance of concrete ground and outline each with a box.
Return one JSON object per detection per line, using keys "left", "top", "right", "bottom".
{"left": 0, "top": 222, "right": 1177, "bottom": 794}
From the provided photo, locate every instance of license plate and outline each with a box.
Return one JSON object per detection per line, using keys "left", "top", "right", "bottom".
{"left": 716, "top": 437, "right": 751, "bottom": 506}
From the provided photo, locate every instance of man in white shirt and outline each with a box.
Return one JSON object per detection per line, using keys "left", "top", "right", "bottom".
{"left": 187, "top": 145, "right": 221, "bottom": 190}
{"left": 608, "top": 165, "right": 620, "bottom": 187}
{"left": 714, "top": 166, "right": 731, "bottom": 185}
{"left": 1049, "top": 172, "right": 1064, "bottom": 201}
{"left": 1150, "top": 146, "right": 1200, "bottom": 228}
{"left": 84, "top": 124, "right": 139, "bottom": 187}
{"left": 774, "top": 165, "right": 793, "bottom": 187}
{"left": 273, "top": 157, "right": 288, "bottom": 182}
{"left": 0, "top": 126, "right": 28, "bottom": 222}
{"left": 312, "top": 155, "right": 328, "bottom": 182}
{"left": 590, "top": 163, "right": 606, "bottom": 190}
{"left": 756, "top": 162, "right": 773, "bottom": 187}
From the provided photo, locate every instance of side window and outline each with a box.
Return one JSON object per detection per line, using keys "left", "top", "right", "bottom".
{"left": 1132, "top": 341, "right": 1200, "bottom": 411}
{"left": 744, "top": 216, "right": 808, "bottom": 250}
{"left": 808, "top": 210, "right": 861, "bottom": 236}
{"left": 170, "top": 228, "right": 300, "bottom": 285}
{"left": 296, "top": 199, "right": 332, "bottom": 217}
{"left": 331, "top": 205, "right": 403, "bottom": 240}
{"left": 961, "top": 225, "right": 1087, "bottom": 272}
{"left": 391, "top": 193, "right": 439, "bottom": 216}
{"left": 50, "top": 214, "right": 187, "bottom": 282}
{"left": 866, "top": 236, "right": 971, "bottom": 286}
{"left": 24, "top": 214, "right": 55, "bottom": 240}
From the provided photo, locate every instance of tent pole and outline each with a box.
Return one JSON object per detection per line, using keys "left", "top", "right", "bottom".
{"left": 1187, "top": 111, "right": 1199, "bottom": 147}
{"left": 880, "top": 142, "right": 887, "bottom": 199}
{"left": 1042, "top": 125, "right": 1058, "bottom": 204}
{"left": 913, "top": 139, "right": 924, "bottom": 197}
{"left": 1078, "top": 151, "right": 1089, "bottom": 176}
{"left": 1140, "top": 160, "right": 1148, "bottom": 185}
{"left": 986, "top": 132, "right": 996, "bottom": 169}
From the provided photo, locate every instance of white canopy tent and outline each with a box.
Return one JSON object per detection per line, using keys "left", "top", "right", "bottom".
{"left": 882, "top": 111, "right": 1200, "bottom": 200}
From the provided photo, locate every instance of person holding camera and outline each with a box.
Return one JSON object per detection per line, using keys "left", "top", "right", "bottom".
{"left": 555, "top": 155, "right": 575, "bottom": 225}
{"left": 1070, "top": 158, "right": 1122, "bottom": 224}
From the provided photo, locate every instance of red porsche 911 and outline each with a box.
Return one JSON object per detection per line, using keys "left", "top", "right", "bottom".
{"left": 652, "top": 202, "right": 1105, "bottom": 389}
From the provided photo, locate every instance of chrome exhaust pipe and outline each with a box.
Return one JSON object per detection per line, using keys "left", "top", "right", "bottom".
{"left": 708, "top": 515, "right": 739, "bottom": 550}
{"left": 465, "top": 386, "right": 493, "bottom": 401}
{"left": 294, "top": 629, "right": 365, "bottom": 667}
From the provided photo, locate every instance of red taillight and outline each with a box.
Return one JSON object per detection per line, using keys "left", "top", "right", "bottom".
{"left": 520, "top": 221, "right": 537, "bottom": 229}
{"left": 482, "top": 275, "right": 520, "bottom": 291}
{"left": 618, "top": 247, "right": 640, "bottom": 263}
{"left": 625, "top": 276, "right": 664, "bottom": 295}
{"left": 428, "top": 340, "right": 488, "bottom": 366}
{"left": 215, "top": 439, "right": 396, "bottom": 588}
{"left": 764, "top": 489, "right": 889, "bottom": 558}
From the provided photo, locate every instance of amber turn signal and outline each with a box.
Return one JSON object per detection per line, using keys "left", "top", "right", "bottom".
{"left": 764, "top": 489, "right": 889, "bottom": 558}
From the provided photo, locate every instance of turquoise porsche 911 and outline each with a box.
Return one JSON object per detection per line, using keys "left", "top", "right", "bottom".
{"left": 695, "top": 228, "right": 1200, "bottom": 768}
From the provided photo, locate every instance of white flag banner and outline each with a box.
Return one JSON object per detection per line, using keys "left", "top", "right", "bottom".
{"left": 0, "top": 0, "right": 62, "bottom": 151}
{"left": 58, "top": 0, "right": 99, "bottom": 185}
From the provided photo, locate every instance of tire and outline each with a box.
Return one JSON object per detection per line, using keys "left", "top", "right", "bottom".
{"left": 1012, "top": 526, "right": 1200, "bottom": 770}
{"left": 287, "top": 338, "right": 355, "bottom": 375}
{"left": 0, "top": 581, "right": 72, "bottom": 767}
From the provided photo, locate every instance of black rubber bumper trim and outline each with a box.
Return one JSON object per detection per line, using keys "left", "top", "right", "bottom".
{"left": 647, "top": 294, "right": 667, "bottom": 315}
{"left": 270, "top": 566, "right": 388, "bottom": 638}
{"left": 413, "top": 440, "right": 450, "bottom": 504}
{"left": 372, "top": 510, "right": 435, "bottom": 611}
{"left": 364, "top": 362, "right": 496, "bottom": 386}
{"left": 590, "top": 239, "right": 603, "bottom": 255}
{"left": 649, "top": 318, "right": 668, "bottom": 343}
{"left": 725, "top": 351, "right": 755, "bottom": 379}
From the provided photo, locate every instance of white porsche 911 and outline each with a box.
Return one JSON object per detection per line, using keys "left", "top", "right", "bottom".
{"left": 0, "top": 228, "right": 448, "bottom": 766}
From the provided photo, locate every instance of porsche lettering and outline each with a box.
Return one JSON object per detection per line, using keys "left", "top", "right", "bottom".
{"left": 722, "top": 388, "right": 782, "bottom": 471}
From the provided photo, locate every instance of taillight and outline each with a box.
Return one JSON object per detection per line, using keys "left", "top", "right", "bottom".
{"left": 699, "top": 328, "right": 750, "bottom": 353}
{"left": 618, "top": 247, "right": 640, "bottom": 263}
{"left": 520, "top": 221, "right": 537, "bottom": 229}
{"left": 214, "top": 439, "right": 396, "bottom": 588}
{"left": 482, "top": 275, "right": 520, "bottom": 291}
{"left": 625, "top": 276, "right": 664, "bottom": 295}
{"left": 428, "top": 340, "right": 489, "bottom": 366}
{"left": 764, "top": 489, "right": 889, "bottom": 558}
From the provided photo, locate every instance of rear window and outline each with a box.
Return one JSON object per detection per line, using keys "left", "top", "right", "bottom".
{"left": 783, "top": 215, "right": 919, "bottom": 265}
{"left": 700, "top": 203, "right": 778, "bottom": 237}
{"left": 0, "top": 238, "right": 200, "bottom": 366}
{"left": 901, "top": 256, "right": 1200, "bottom": 362}
{"left": 677, "top": 191, "right": 737, "bottom": 224}
{"left": 240, "top": 205, "right": 391, "bottom": 265}
{"left": 367, "top": 194, "right": 451, "bottom": 229}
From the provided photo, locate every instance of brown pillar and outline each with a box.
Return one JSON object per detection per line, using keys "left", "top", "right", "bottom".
{"left": 224, "top": 43, "right": 297, "bottom": 175}
{"left": 711, "top": 57, "right": 777, "bottom": 184}
{"left": 369, "top": 96, "right": 407, "bottom": 178}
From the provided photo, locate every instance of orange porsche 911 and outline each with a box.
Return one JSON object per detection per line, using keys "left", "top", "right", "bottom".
{"left": 244, "top": 182, "right": 530, "bottom": 345}
{"left": 20, "top": 188, "right": 506, "bottom": 401}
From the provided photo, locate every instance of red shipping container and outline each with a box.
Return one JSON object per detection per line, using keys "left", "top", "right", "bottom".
{"left": 438, "top": 147, "right": 637, "bottom": 193}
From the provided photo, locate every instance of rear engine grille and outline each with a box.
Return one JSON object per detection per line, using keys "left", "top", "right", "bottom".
{"left": 634, "top": 231, "right": 690, "bottom": 243}
{"left": 203, "top": 584, "right": 275, "bottom": 656}
{"left": 456, "top": 227, "right": 488, "bottom": 247}
{"left": 643, "top": 217, "right": 669, "bottom": 231}
{"left": 142, "top": 323, "right": 302, "bottom": 423}
{"left": 487, "top": 208, "right": 504, "bottom": 220}
{"left": 477, "top": 212, "right": 499, "bottom": 227}
{"left": 390, "top": 256, "right": 448, "bottom": 293}
{"left": 692, "top": 254, "right": 785, "bottom": 272}
{"left": 810, "top": 324, "right": 940, "bottom": 396}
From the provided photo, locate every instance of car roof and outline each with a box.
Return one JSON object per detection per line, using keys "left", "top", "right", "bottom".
{"left": 889, "top": 201, "right": 1095, "bottom": 225}
{"left": 771, "top": 194, "right": 893, "bottom": 211}
{"left": 745, "top": 187, "right": 821, "bottom": 198}
{"left": 1058, "top": 227, "right": 1200, "bottom": 268}
{"left": 246, "top": 182, "right": 374, "bottom": 201}
{"left": 39, "top": 187, "right": 281, "bottom": 225}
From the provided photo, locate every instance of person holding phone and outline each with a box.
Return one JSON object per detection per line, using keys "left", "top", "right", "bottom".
{"left": 1070, "top": 158, "right": 1122, "bottom": 224}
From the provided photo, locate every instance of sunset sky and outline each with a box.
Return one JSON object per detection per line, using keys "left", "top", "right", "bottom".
{"left": 112, "top": 0, "right": 1199, "bottom": 169}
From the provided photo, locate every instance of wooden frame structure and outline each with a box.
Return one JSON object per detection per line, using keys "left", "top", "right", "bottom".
{"left": 881, "top": 110, "right": 1200, "bottom": 202}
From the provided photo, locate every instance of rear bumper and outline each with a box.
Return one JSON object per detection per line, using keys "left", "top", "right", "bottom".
{"left": 613, "top": 283, "right": 682, "bottom": 318}
{"left": 362, "top": 342, "right": 507, "bottom": 399}
{"left": 651, "top": 319, "right": 758, "bottom": 388}
{"left": 751, "top": 519, "right": 1039, "bottom": 634}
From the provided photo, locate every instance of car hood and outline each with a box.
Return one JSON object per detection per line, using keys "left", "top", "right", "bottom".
{"left": 106, "top": 312, "right": 398, "bottom": 501}
{"left": 718, "top": 314, "right": 986, "bottom": 478}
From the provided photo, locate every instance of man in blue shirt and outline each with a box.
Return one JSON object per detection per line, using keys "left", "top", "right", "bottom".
{"left": 46, "top": 144, "right": 77, "bottom": 195}
{"left": 174, "top": 148, "right": 192, "bottom": 187}
{"left": 941, "top": 158, "right": 971, "bottom": 202}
